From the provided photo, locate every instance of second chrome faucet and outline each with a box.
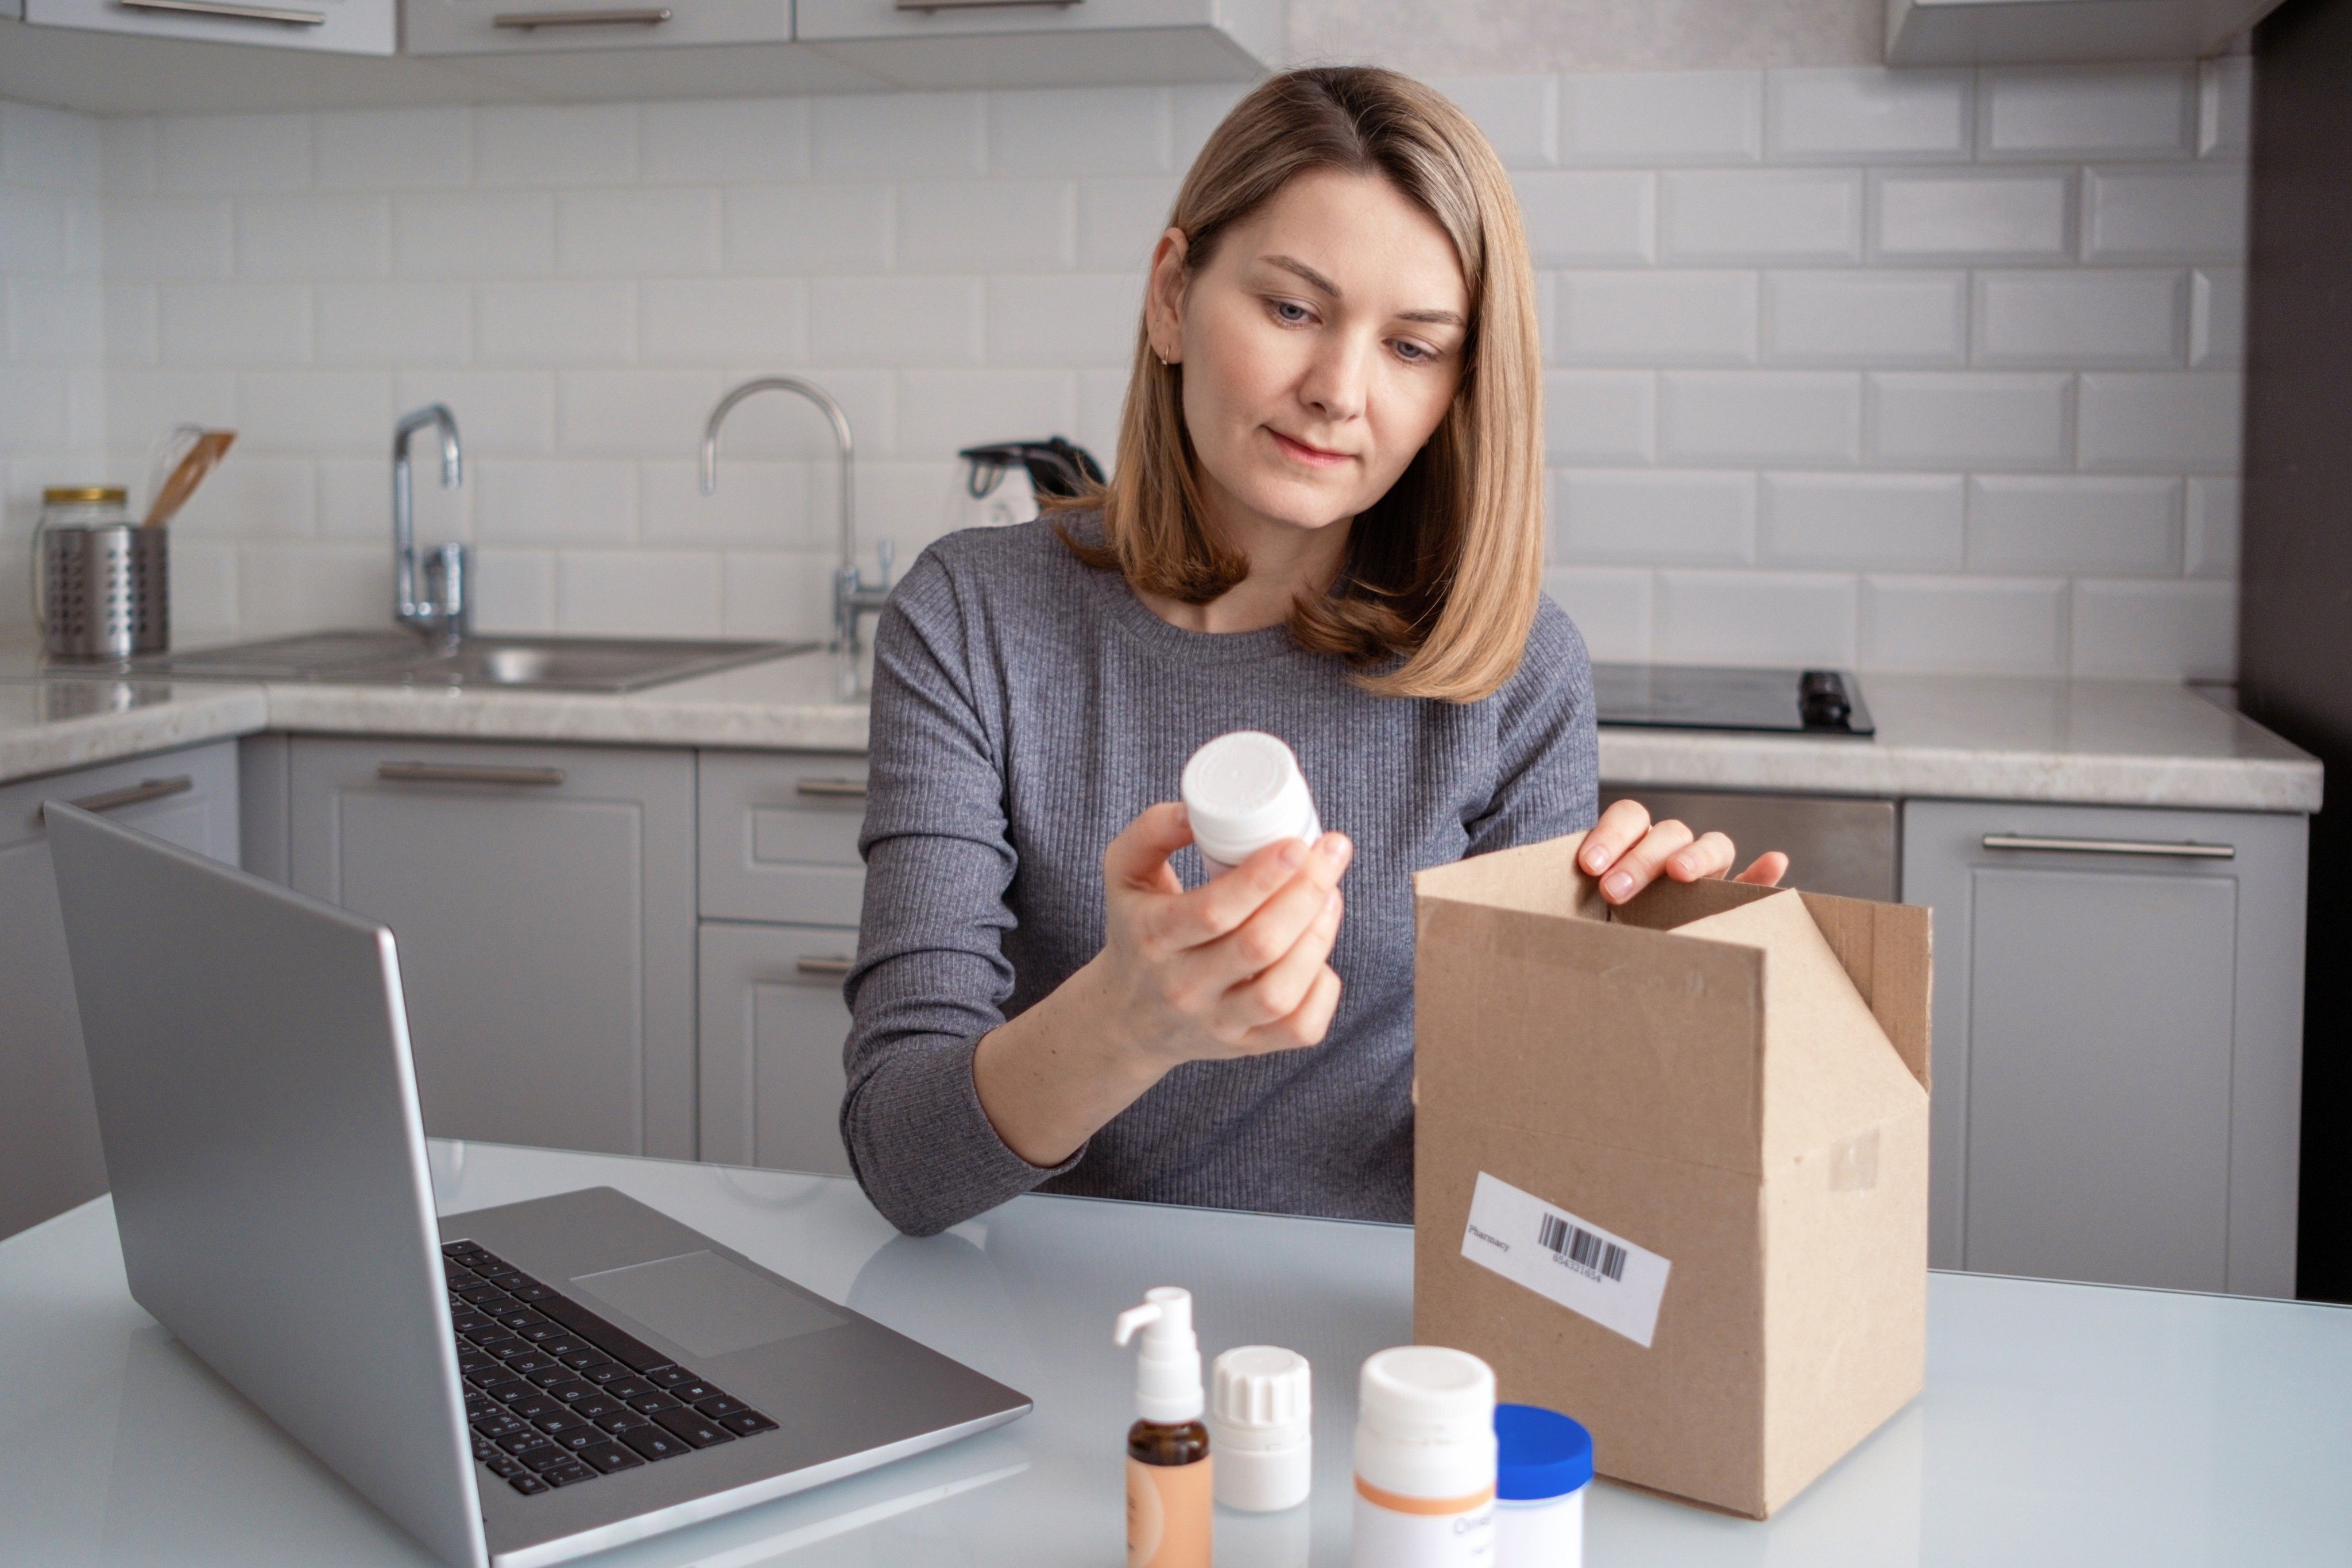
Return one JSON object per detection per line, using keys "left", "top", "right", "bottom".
{"left": 392, "top": 403, "right": 469, "bottom": 652}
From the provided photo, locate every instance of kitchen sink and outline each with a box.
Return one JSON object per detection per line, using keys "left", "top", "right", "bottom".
{"left": 96, "top": 631, "right": 815, "bottom": 693}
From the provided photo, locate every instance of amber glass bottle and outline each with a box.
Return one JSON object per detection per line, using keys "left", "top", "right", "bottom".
{"left": 1116, "top": 1289, "right": 1213, "bottom": 1568}
{"left": 1129, "top": 1416, "right": 1210, "bottom": 1467}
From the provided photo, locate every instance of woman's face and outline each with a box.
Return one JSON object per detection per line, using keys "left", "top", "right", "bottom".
{"left": 1149, "top": 168, "right": 1470, "bottom": 542}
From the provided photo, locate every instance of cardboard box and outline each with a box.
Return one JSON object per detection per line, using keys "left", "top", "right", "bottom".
{"left": 1411, "top": 831, "right": 1931, "bottom": 1518}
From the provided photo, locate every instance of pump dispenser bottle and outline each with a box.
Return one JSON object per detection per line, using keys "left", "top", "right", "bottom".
{"left": 1115, "top": 1287, "right": 1213, "bottom": 1568}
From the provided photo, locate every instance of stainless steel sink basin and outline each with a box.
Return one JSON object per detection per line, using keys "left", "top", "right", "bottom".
{"left": 99, "top": 631, "right": 815, "bottom": 693}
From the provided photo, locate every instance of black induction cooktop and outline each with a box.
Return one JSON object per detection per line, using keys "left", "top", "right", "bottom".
{"left": 1591, "top": 664, "right": 1874, "bottom": 737}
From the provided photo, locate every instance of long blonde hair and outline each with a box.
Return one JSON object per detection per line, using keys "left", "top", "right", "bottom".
{"left": 1053, "top": 65, "right": 1545, "bottom": 703}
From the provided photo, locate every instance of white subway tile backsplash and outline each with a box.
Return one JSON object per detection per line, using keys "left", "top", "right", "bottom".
{"left": 558, "top": 548, "right": 722, "bottom": 636}
{"left": 814, "top": 92, "right": 983, "bottom": 180}
{"left": 718, "top": 549, "right": 835, "bottom": 641}
{"left": 0, "top": 366, "right": 67, "bottom": 450}
{"left": 1859, "top": 576, "right": 2068, "bottom": 674}
{"left": 475, "top": 281, "right": 633, "bottom": 366}
{"left": 985, "top": 274, "right": 1139, "bottom": 367}
{"left": 2197, "top": 55, "right": 2252, "bottom": 160}
{"left": 105, "top": 369, "right": 237, "bottom": 450}
{"left": 639, "top": 277, "right": 806, "bottom": 366}
{"left": 1658, "top": 169, "right": 1861, "bottom": 264}
{"left": 1558, "top": 71, "right": 1762, "bottom": 165}
{"left": 810, "top": 277, "right": 982, "bottom": 366}
{"left": 316, "top": 453, "right": 465, "bottom": 543}
{"left": 898, "top": 368, "right": 1076, "bottom": 459}
{"left": 1171, "top": 84, "right": 1250, "bottom": 170}
{"left": 1972, "top": 270, "right": 2184, "bottom": 367}
{"left": 1557, "top": 272, "right": 1757, "bottom": 366}
{"left": 2076, "top": 370, "right": 2241, "bottom": 473}
{"left": 557, "top": 188, "right": 720, "bottom": 277}
{"left": 1764, "top": 68, "right": 1970, "bottom": 161}
{"left": 158, "top": 114, "right": 311, "bottom": 195}
{"left": 1978, "top": 64, "right": 2194, "bottom": 161}
{"left": 160, "top": 282, "right": 309, "bottom": 366}
{"left": 899, "top": 180, "right": 1074, "bottom": 272}
{"left": 1870, "top": 169, "right": 2074, "bottom": 263}
{"left": 1759, "top": 471, "right": 1964, "bottom": 569}
{"left": 557, "top": 369, "right": 722, "bottom": 457}
{"left": 1076, "top": 178, "right": 1179, "bottom": 271}
{"left": 237, "top": 370, "right": 392, "bottom": 455}
{"left": 1763, "top": 272, "right": 1965, "bottom": 365}
{"left": 469, "top": 547, "right": 556, "bottom": 633}
{"left": 103, "top": 284, "right": 158, "bottom": 366}
{"left": 394, "top": 370, "right": 555, "bottom": 456}
{"left": 313, "top": 281, "right": 470, "bottom": 367}
{"left": 7, "top": 279, "right": 103, "bottom": 364}
{"left": 1426, "top": 74, "right": 1557, "bottom": 168}
{"left": 477, "top": 104, "right": 637, "bottom": 188}
{"left": 640, "top": 458, "right": 809, "bottom": 550}
{"left": 237, "top": 542, "right": 386, "bottom": 634}
{"left": 1540, "top": 566, "right": 1652, "bottom": 662}
{"left": 1, "top": 103, "right": 101, "bottom": 192}
{"left": 990, "top": 88, "right": 1170, "bottom": 176}
{"left": 1654, "top": 570, "right": 1856, "bottom": 665}
{"left": 314, "top": 108, "right": 473, "bottom": 191}
{"left": 724, "top": 184, "right": 893, "bottom": 274}
{"left": 167, "top": 540, "right": 238, "bottom": 635}
{"left": 2083, "top": 165, "right": 2247, "bottom": 262}
{"left": 63, "top": 193, "right": 103, "bottom": 278}
{"left": 393, "top": 191, "right": 554, "bottom": 278}
{"left": 474, "top": 459, "right": 636, "bottom": 545}
{"left": 99, "top": 118, "right": 156, "bottom": 196}
{"left": 2189, "top": 267, "right": 2243, "bottom": 369}
{"left": 639, "top": 98, "right": 808, "bottom": 185}
{"left": 2184, "top": 476, "right": 2238, "bottom": 578}
{"left": 1512, "top": 172, "right": 1654, "bottom": 266}
{"left": 0, "top": 189, "right": 66, "bottom": 276}
{"left": 1554, "top": 469, "right": 1753, "bottom": 564}
{"left": 855, "top": 459, "right": 965, "bottom": 555}
{"left": 1545, "top": 370, "right": 1654, "bottom": 464}
{"left": 234, "top": 195, "right": 389, "bottom": 280}
{"left": 1967, "top": 474, "right": 2180, "bottom": 574}
{"left": 102, "top": 196, "right": 233, "bottom": 281}
{"left": 175, "top": 455, "right": 316, "bottom": 538}
{"left": 2069, "top": 578, "right": 2234, "bottom": 678}
{"left": 64, "top": 369, "right": 103, "bottom": 451}
{"left": 1658, "top": 371, "right": 1860, "bottom": 466}
{"left": 1866, "top": 372, "right": 2072, "bottom": 470}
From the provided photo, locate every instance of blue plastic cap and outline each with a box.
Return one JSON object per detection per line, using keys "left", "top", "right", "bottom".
{"left": 1494, "top": 1403, "right": 1594, "bottom": 1500}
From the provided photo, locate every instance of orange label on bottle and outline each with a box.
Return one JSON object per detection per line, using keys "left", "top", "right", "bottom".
{"left": 1127, "top": 1455, "right": 1213, "bottom": 1568}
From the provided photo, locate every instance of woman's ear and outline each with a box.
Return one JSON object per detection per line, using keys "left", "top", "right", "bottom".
{"left": 1144, "top": 226, "right": 1190, "bottom": 365}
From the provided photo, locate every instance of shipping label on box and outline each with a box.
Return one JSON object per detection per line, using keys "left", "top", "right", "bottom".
{"left": 1411, "top": 832, "right": 1932, "bottom": 1519}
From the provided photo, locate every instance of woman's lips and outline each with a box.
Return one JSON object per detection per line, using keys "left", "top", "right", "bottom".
{"left": 1267, "top": 428, "right": 1351, "bottom": 468}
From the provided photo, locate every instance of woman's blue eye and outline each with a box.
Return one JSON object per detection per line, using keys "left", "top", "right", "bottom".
{"left": 1271, "top": 300, "right": 1312, "bottom": 324}
{"left": 1394, "top": 340, "right": 1433, "bottom": 363}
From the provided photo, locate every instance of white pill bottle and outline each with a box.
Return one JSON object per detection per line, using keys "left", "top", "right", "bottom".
{"left": 1180, "top": 731, "right": 1322, "bottom": 877}
{"left": 1352, "top": 1346, "right": 1498, "bottom": 1568}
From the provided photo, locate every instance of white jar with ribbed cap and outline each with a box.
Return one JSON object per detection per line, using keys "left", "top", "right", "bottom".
{"left": 1181, "top": 731, "right": 1322, "bottom": 877}
{"left": 1209, "top": 1345, "right": 1312, "bottom": 1512}
{"left": 1352, "top": 1346, "right": 1498, "bottom": 1568}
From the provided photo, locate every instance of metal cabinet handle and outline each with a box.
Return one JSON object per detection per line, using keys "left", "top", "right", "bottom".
{"left": 117, "top": 0, "right": 327, "bottom": 24}
{"left": 57, "top": 776, "right": 195, "bottom": 814}
{"left": 378, "top": 762, "right": 566, "bottom": 787}
{"left": 896, "top": 0, "right": 1081, "bottom": 10}
{"left": 793, "top": 777, "right": 868, "bottom": 799}
{"left": 794, "top": 955, "right": 854, "bottom": 977}
{"left": 1981, "top": 833, "right": 2235, "bottom": 861}
{"left": 493, "top": 6, "right": 671, "bottom": 27}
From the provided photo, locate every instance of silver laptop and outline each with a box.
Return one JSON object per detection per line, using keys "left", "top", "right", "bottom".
{"left": 45, "top": 801, "right": 1030, "bottom": 1568}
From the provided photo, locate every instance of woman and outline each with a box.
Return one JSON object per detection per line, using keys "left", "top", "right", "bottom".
{"left": 842, "top": 67, "right": 1785, "bottom": 1238}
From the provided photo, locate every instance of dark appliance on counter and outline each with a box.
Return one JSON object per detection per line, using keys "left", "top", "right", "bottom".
{"left": 2243, "top": 0, "right": 2352, "bottom": 1304}
{"left": 1592, "top": 664, "right": 1874, "bottom": 737}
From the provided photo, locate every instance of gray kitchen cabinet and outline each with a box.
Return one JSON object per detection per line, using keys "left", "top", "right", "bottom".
{"left": 0, "top": 740, "right": 239, "bottom": 1238}
{"left": 26, "top": 0, "right": 394, "bottom": 54}
{"left": 1902, "top": 799, "right": 2307, "bottom": 1296}
{"left": 698, "top": 920, "right": 857, "bottom": 1178}
{"left": 699, "top": 750, "right": 868, "bottom": 927}
{"left": 287, "top": 737, "right": 695, "bottom": 1160}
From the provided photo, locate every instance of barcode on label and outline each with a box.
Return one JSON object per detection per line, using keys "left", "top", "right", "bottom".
{"left": 1537, "top": 1213, "right": 1627, "bottom": 1282}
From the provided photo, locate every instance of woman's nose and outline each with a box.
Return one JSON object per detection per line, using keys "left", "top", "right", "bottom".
{"left": 1297, "top": 333, "right": 1372, "bottom": 422}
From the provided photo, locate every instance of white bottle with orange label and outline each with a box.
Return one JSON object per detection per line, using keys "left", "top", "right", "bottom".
{"left": 1351, "top": 1346, "right": 1498, "bottom": 1568}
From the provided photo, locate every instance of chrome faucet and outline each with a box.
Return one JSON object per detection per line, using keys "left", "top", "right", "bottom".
{"left": 700, "top": 376, "right": 893, "bottom": 657}
{"left": 392, "top": 403, "right": 469, "bottom": 652}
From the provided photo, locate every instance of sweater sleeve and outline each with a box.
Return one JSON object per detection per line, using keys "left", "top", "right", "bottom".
{"left": 1465, "top": 595, "right": 1601, "bottom": 855}
{"left": 838, "top": 546, "right": 1085, "bottom": 1237}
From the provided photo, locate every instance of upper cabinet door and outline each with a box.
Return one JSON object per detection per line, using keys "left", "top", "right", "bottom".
{"left": 404, "top": 0, "right": 787, "bottom": 53}
{"left": 796, "top": 0, "right": 1282, "bottom": 87}
{"left": 26, "top": 0, "right": 394, "bottom": 55}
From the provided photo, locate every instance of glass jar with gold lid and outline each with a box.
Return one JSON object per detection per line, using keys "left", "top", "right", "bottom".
{"left": 33, "top": 484, "right": 168, "bottom": 660}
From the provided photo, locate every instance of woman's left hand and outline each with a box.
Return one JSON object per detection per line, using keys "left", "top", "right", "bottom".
{"left": 1578, "top": 798, "right": 1789, "bottom": 905}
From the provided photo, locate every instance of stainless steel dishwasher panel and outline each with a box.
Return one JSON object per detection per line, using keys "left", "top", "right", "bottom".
{"left": 1597, "top": 787, "right": 1900, "bottom": 903}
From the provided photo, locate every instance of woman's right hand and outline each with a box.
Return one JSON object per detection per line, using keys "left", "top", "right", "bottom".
{"left": 1089, "top": 801, "right": 1352, "bottom": 1070}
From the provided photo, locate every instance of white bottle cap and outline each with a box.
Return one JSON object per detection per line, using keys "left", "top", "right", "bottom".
{"left": 1181, "top": 731, "right": 1320, "bottom": 872}
{"left": 1208, "top": 1346, "right": 1312, "bottom": 1512}
{"left": 1113, "top": 1286, "right": 1203, "bottom": 1424}
{"left": 1355, "top": 1346, "right": 1498, "bottom": 1500}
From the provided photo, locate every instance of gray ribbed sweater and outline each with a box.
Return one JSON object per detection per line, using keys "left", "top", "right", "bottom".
{"left": 840, "top": 517, "right": 1598, "bottom": 1237}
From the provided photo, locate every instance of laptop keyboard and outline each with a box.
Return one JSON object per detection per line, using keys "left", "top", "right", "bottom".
{"left": 442, "top": 1240, "right": 779, "bottom": 1497}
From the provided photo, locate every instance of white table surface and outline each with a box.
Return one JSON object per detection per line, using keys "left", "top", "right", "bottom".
{"left": 3, "top": 1141, "right": 2347, "bottom": 1567}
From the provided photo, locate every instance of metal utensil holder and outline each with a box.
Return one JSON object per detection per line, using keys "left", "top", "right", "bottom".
{"left": 34, "top": 522, "right": 169, "bottom": 660}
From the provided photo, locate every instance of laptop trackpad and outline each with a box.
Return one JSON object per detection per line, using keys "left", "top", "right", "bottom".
{"left": 571, "top": 1250, "right": 846, "bottom": 1360}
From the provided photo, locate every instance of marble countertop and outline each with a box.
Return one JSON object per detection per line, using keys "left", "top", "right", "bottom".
{"left": 0, "top": 638, "right": 2322, "bottom": 811}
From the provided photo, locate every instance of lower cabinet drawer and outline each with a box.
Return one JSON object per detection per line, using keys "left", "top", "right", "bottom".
{"left": 698, "top": 751, "right": 868, "bottom": 927}
{"left": 697, "top": 920, "right": 856, "bottom": 1178}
